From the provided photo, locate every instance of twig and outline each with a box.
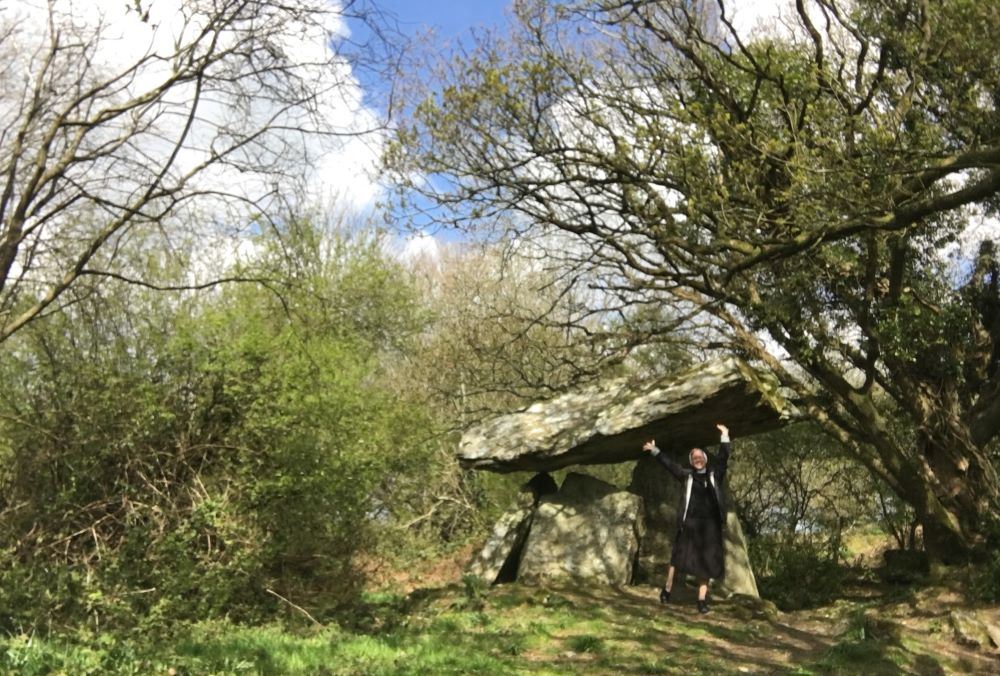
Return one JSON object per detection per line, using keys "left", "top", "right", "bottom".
{"left": 266, "top": 588, "right": 321, "bottom": 626}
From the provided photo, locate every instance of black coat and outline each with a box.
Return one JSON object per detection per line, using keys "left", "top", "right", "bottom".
{"left": 652, "top": 441, "right": 731, "bottom": 526}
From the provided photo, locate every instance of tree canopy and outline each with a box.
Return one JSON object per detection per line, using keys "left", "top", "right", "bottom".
{"left": 388, "top": 0, "right": 1000, "bottom": 561}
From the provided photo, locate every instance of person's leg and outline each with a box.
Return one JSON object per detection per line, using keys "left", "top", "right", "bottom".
{"left": 659, "top": 566, "right": 676, "bottom": 603}
{"left": 696, "top": 579, "right": 710, "bottom": 613}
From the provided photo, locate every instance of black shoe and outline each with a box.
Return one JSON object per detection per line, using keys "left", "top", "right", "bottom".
{"left": 659, "top": 588, "right": 671, "bottom": 604}
{"left": 697, "top": 600, "right": 709, "bottom": 614}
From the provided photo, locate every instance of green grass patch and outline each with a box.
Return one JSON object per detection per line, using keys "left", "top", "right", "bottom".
{"left": 566, "top": 633, "right": 604, "bottom": 653}
{"left": 2, "top": 580, "right": 985, "bottom": 675}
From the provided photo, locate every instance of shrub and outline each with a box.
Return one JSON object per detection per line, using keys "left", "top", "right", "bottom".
{"left": 0, "top": 228, "right": 432, "bottom": 633}
{"left": 752, "top": 536, "right": 846, "bottom": 610}
{"left": 568, "top": 634, "right": 604, "bottom": 654}
{"left": 967, "top": 541, "right": 1000, "bottom": 603}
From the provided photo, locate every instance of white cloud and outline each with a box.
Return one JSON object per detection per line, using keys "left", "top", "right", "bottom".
{"left": 724, "top": 0, "right": 796, "bottom": 40}
{"left": 399, "top": 231, "right": 441, "bottom": 265}
{"left": 0, "top": 0, "right": 394, "bottom": 312}
{"left": 313, "top": 128, "right": 387, "bottom": 213}
{"left": 4, "top": 0, "right": 385, "bottom": 219}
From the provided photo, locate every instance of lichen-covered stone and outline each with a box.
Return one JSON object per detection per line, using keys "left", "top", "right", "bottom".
{"left": 461, "top": 358, "right": 788, "bottom": 592}
{"left": 985, "top": 619, "right": 1000, "bottom": 649}
{"left": 728, "top": 594, "right": 779, "bottom": 622}
{"left": 629, "top": 455, "right": 678, "bottom": 585}
{"left": 517, "top": 473, "right": 643, "bottom": 586}
{"left": 457, "top": 357, "right": 796, "bottom": 473}
{"left": 719, "top": 512, "right": 760, "bottom": 598}
{"left": 467, "top": 472, "right": 559, "bottom": 583}
{"left": 950, "top": 610, "right": 994, "bottom": 649}
{"left": 466, "top": 506, "right": 534, "bottom": 584}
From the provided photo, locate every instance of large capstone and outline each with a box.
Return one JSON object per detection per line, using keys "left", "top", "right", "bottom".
{"left": 457, "top": 357, "right": 796, "bottom": 473}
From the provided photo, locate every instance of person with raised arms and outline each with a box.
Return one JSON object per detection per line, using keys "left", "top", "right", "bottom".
{"left": 642, "top": 424, "right": 730, "bottom": 614}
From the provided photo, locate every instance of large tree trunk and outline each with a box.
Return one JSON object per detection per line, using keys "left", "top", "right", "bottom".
{"left": 786, "top": 367, "right": 999, "bottom": 565}
{"left": 913, "top": 431, "right": 1000, "bottom": 564}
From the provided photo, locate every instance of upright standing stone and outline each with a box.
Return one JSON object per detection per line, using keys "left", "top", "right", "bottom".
{"left": 466, "top": 473, "right": 558, "bottom": 584}
{"left": 518, "top": 473, "right": 644, "bottom": 586}
{"left": 720, "top": 511, "right": 760, "bottom": 597}
{"left": 466, "top": 506, "right": 535, "bottom": 584}
{"left": 630, "top": 455, "right": 678, "bottom": 585}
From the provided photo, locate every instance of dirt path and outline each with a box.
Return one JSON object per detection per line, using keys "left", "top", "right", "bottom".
{"left": 371, "top": 551, "right": 1000, "bottom": 674}
{"left": 471, "top": 582, "right": 1000, "bottom": 674}
{"left": 616, "top": 583, "right": 1000, "bottom": 674}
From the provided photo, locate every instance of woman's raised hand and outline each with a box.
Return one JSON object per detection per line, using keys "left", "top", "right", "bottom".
{"left": 642, "top": 440, "right": 656, "bottom": 453}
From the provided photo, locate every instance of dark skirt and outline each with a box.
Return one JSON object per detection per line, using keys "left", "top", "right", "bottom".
{"left": 671, "top": 517, "right": 724, "bottom": 580}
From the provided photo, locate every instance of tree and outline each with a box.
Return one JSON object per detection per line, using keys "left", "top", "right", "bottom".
{"left": 388, "top": 0, "right": 1000, "bottom": 561}
{"left": 0, "top": 0, "right": 394, "bottom": 344}
{"left": 729, "top": 425, "right": 854, "bottom": 540}
{"left": 401, "top": 240, "right": 636, "bottom": 423}
{"left": 380, "top": 239, "right": 631, "bottom": 551}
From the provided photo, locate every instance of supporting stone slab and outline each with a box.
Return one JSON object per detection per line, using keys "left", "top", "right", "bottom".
{"left": 466, "top": 505, "right": 534, "bottom": 584}
{"left": 517, "top": 473, "right": 644, "bottom": 586}
{"left": 465, "top": 472, "right": 559, "bottom": 584}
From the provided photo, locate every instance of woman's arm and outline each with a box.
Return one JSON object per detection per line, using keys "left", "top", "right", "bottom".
{"left": 715, "top": 424, "right": 731, "bottom": 477}
{"left": 643, "top": 439, "right": 687, "bottom": 481}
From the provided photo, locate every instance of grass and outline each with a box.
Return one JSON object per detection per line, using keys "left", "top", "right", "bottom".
{"left": 2, "top": 580, "right": 997, "bottom": 674}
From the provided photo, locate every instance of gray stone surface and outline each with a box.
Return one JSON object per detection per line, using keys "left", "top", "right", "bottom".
{"left": 985, "top": 619, "right": 1000, "bottom": 649}
{"left": 719, "top": 511, "right": 760, "bottom": 597}
{"left": 950, "top": 610, "right": 994, "bottom": 649}
{"left": 863, "top": 610, "right": 905, "bottom": 644}
{"left": 466, "top": 506, "right": 534, "bottom": 584}
{"left": 728, "top": 594, "right": 779, "bottom": 622}
{"left": 466, "top": 472, "right": 559, "bottom": 584}
{"left": 457, "top": 357, "right": 796, "bottom": 473}
{"left": 629, "top": 455, "right": 678, "bottom": 585}
{"left": 517, "top": 473, "right": 644, "bottom": 586}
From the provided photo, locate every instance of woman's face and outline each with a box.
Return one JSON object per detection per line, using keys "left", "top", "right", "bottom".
{"left": 689, "top": 448, "right": 707, "bottom": 470}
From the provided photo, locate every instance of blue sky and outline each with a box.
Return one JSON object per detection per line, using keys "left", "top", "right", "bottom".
{"left": 345, "top": 0, "right": 515, "bottom": 244}
{"left": 377, "top": 0, "right": 512, "bottom": 43}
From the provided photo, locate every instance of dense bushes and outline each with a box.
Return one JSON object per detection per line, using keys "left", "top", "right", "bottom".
{"left": 966, "top": 517, "right": 1000, "bottom": 603}
{"left": 0, "top": 228, "right": 432, "bottom": 632}
{"left": 731, "top": 424, "right": 921, "bottom": 609}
